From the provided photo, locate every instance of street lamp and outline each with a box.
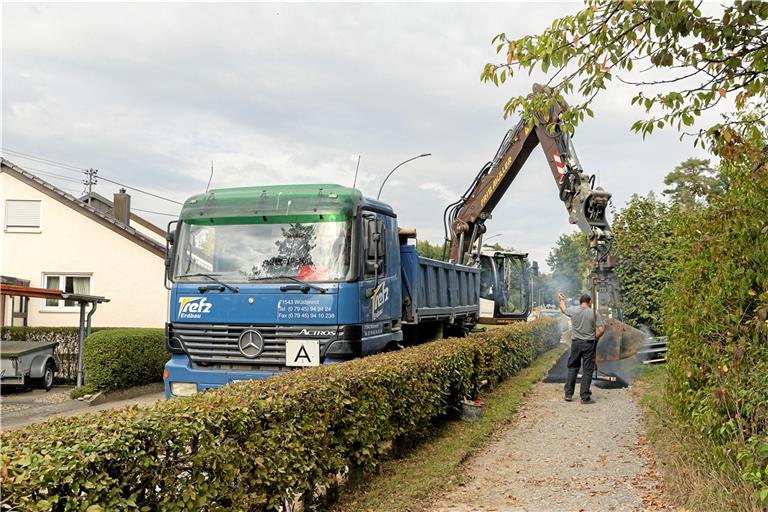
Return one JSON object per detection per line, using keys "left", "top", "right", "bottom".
{"left": 376, "top": 153, "right": 431, "bottom": 200}
{"left": 484, "top": 233, "right": 503, "bottom": 243}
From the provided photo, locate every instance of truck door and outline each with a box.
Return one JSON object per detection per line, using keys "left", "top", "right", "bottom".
{"left": 359, "top": 212, "right": 399, "bottom": 329}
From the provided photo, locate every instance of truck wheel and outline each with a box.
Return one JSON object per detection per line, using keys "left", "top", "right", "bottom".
{"left": 35, "top": 361, "right": 55, "bottom": 391}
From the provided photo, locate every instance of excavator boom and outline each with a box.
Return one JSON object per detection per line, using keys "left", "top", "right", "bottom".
{"left": 446, "top": 84, "right": 647, "bottom": 361}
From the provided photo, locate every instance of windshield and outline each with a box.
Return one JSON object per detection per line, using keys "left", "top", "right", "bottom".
{"left": 174, "top": 220, "right": 352, "bottom": 283}
{"left": 496, "top": 255, "right": 527, "bottom": 314}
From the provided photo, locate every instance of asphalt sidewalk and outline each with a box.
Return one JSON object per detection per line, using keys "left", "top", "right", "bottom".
{"left": 0, "top": 385, "right": 164, "bottom": 430}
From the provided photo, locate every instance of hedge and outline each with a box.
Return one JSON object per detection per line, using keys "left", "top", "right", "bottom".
{"left": 0, "top": 319, "right": 559, "bottom": 511}
{"left": 82, "top": 328, "right": 166, "bottom": 393}
{"left": 1, "top": 326, "right": 113, "bottom": 383}
{"left": 664, "top": 157, "right": 768, "bottom": 504}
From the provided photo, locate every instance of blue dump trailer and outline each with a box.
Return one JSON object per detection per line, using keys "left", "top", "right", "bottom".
{"left": 163, "top": 184, "right": 479, "bottom": 398}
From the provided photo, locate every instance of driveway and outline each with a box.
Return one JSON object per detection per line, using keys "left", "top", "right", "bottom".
{"left": 1, "top": 385, "right": 164, "bottom": 430}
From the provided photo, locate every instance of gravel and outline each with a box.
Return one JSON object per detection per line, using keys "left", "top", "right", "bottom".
{"left": 429, "top": 381, "right": 675, "bottom": 511}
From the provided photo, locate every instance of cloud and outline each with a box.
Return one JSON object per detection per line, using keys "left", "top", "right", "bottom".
{"left": 2, "top": 3, "right": 714, "bottom": 271}
{"left": 418, "top": 182, "right": 458, "bottom": 204}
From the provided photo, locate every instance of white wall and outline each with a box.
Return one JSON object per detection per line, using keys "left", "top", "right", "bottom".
{"left": 1, "top": 172, "right": 169, "bottom": 327}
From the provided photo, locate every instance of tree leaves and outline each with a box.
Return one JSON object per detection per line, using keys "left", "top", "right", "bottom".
{"left": 483, "top": 0, "right": 768, "bottom": 161}
{"left": 662, "top": 149, "right": 768, "bottom": 505}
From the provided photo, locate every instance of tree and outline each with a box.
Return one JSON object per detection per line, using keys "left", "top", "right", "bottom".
{"left": 415, "top": 239, "right": 446, "bottom": 260}
{"left": 611, "top": 192, "right": 682, "bottom": 334}
{"left": 663, "top": 157, "right": 725, "bottom": 207}
{"left": 536, "top": 272, "right": 562, "bottom": 306}
{"left": 481, "top": 1, "right": 768, "bottom": 161}
{"left": 545, "top": 231, "right": 592, "bottom": 298}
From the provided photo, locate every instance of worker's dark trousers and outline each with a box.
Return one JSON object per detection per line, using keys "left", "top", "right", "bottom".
{"left": 564, "top": 338, "right": 596, "bottom": 401}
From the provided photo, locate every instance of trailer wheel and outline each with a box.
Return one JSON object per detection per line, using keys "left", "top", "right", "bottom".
{"left": 34, "top": 361, "right": 55, "bottom": 391}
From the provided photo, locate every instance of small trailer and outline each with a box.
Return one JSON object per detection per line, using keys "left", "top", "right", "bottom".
{"left": 1, "top": 341, "right": 59, "bottom": 390}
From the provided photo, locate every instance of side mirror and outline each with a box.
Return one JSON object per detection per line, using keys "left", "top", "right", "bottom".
{"left": 164, "top": 220, "right": 179, "bottom": 288}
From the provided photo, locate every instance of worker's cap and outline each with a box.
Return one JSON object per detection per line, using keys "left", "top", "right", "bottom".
{"left": 579, "top": 294, "right": 592, "bottom": 304}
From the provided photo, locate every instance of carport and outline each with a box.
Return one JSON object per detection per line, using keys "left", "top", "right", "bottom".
{"left": 0, "top": 284, "right": 109, "bottom": 387}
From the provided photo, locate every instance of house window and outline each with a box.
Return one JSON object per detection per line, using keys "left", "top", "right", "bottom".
{"left": 43, "top": 274, "right": 92, "bottom": 309}
{"left": 5, "top": 200, "right": 41, "bottom": 232}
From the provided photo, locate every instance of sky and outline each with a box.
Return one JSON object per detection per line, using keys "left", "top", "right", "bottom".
{"left": 1, "top": 2, "right": 713, "bottom": 271}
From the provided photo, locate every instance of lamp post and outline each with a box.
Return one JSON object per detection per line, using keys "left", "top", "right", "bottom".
{"left": 376, "top": 153, "right": 431, "bottom": 200}
{"left": 484, "top": 233, "right": 503, "bottom": 245}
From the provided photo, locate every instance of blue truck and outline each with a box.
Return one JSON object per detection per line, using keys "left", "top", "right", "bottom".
{"left": 162, "top": 184, "right": 480, "bottom": 398}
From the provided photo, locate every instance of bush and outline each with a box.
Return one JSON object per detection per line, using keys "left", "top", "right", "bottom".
{"left": 0, "top": 326, "right": 114, "bottom": 382}
{"left": 0, "top": 320, "right": 559, "bottom": 511}
{"left": 664, "top": 158, "right": 768, "bottom": 505}
{"left": 82, "top": 328, "right": 166, "bottom": 392}
{"left": 612, "top": 193, "right": 681, "bottom": 335}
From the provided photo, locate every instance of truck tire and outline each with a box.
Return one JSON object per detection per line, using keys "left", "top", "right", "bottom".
{"left": 33, "top": 361, "right": 55, "bottom": 391}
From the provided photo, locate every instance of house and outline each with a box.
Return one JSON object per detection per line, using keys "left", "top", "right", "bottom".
{"left": 0, "top": 158, "right": 170, "bottom": 327}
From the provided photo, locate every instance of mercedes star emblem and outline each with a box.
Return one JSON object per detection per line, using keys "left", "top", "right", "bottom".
{"left": 238, "top": 330, "right": 264, "bottom": 359}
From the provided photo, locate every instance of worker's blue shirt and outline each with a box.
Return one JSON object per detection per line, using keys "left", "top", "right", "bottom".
{"left": 564, "top": 305, "right": 604, "bottom": 341}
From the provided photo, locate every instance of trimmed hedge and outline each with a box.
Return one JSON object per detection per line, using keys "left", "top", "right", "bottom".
{"left": 0, "top": 320, "right": 559, "bottom": 511}
{"left": 82, "top": 328, "right": 166, "bottom": 392}
{"left": 1, "top": 326, "right": 113, "bottom": 382}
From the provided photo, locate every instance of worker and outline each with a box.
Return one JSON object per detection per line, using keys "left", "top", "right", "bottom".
{"left": 558, "top": 292, "right": 605, "bottom": 404}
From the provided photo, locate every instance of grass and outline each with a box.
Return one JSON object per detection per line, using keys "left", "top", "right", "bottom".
{"left": 69, "top": 384, "right": 95, "bottom": 399}
{"left": 332, "top": 343, "right": 566, "bottom": 512}
{"left": 633, "top": 365, "right": 759, "bottom": 512}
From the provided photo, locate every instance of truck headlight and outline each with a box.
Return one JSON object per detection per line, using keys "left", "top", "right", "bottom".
{"left": 170, "top": 382, "right": 198, "bottom": 397}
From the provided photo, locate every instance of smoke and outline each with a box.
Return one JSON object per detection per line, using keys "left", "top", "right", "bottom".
{"left": 537, "top": 272, "right": 581, "bottom": 307}
{"left": 544, "top": 323, "right": 655, "bottom": 389}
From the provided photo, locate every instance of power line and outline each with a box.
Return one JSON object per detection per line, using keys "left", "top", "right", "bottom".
{"left": 2, "top": 146, "right": 185, "bottom": 205}
{"left": 26, "top": 167, "right": 82, "bottom": 183}
{"left": 14, "top": 165, "right": 84, "bottom": 185}
{"left": 133, "top": 207, "right": 179, "bottom": 217}
{"left": 96, "top": 175, "right": 184, "bottom": 205}
{"left": 1, "top": 148, "right": 85, "bottom": 172}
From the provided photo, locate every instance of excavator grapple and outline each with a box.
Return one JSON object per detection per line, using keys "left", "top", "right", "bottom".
{"left": 596, "top": 318, "right": 648, "bottom": 362}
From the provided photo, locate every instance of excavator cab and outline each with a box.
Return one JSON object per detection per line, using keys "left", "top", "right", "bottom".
{"left": 478, "top": 248, "right": 531, "bottom": 323}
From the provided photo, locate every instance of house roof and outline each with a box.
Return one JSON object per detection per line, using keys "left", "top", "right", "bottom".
{"left": 79, "top": 191, "right": 166, "bottom": 238}
{"left": 1, "top": 158, "right": 166, "bottom": 258}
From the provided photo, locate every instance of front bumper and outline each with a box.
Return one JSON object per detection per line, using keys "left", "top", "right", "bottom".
{"left": 163, "top": 354, "right": 283, "bottom": 398}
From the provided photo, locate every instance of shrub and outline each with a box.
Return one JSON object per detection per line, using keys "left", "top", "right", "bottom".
{"left": 612, "top": 193, "right": 682, "bottom": 335}
{"left": 82, "top": 328, "right": 166, "bottom": 392}
{"left": 664, "top": 157, "right": 768, "bottom": 505}
{"left": 0, "top": 320, "right": 559, "bottom": 511}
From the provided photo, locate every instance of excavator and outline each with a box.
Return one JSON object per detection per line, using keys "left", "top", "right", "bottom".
{"left": 444, "top": 84, "right": 647, "bottom": 363}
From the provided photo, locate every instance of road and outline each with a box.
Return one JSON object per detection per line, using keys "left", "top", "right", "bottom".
{"left": 0, "top": 385, "right": 164, "bottom": 430}
{"left": 428, "top": 382, "right": 674, "bottom": 511}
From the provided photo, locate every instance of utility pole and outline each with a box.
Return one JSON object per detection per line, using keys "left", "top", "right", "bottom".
{"left": 83, "top": 168, "right": 98, "bottom": 204}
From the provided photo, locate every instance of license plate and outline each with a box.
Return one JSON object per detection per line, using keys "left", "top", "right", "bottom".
{"left": 285, "top": 339, "right": 320, "bottom": 367}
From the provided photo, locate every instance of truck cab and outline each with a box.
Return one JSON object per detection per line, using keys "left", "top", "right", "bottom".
{"left": 163, "top": 184, "right": 404, "bottom": 398}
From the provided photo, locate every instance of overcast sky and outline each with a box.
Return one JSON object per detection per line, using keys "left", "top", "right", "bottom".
{"left": 2, "top": 2, "right": 713, "bottom": 271}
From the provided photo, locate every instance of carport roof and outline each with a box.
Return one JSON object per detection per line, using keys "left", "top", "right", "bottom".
{"left": 0, "top": 284, "right": 109, "bottom": 303}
